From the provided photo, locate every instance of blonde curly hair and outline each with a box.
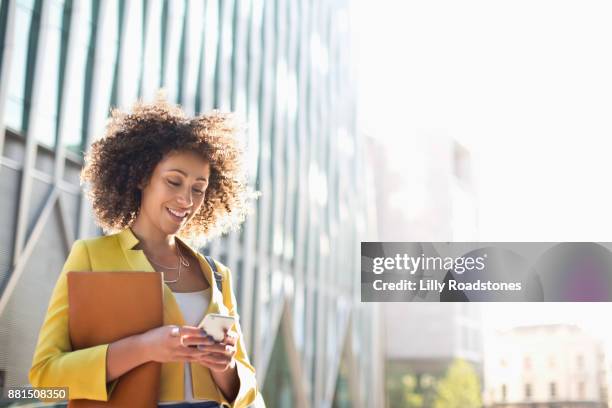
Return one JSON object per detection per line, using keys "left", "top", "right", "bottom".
{"left": 80, "top": 94, "right": 256, "bottom": 246}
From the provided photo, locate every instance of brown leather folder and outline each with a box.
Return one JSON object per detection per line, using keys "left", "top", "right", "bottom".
{"left": 67, "top": 272, "right": 164, "bottom": 408}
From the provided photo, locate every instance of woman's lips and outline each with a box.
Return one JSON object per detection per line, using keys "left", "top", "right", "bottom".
{"left": 166, "top": 207, "right": 187, "bottom": 223}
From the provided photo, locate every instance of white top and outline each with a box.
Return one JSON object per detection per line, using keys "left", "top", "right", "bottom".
{"left": 158, "top": 288, "right": 213, "bottom": 405}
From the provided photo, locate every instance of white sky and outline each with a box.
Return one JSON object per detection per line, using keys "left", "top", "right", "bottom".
{"left": 353, "top": 0, "right": 612, "bottom": 342}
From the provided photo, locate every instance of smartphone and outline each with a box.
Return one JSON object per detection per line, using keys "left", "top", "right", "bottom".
{"left": 197, "top": 313, "right": 236, "bottom": 342}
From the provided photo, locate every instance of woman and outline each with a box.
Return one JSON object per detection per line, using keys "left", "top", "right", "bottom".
{"left": 28, "top": 96, "right": 258, "bottom": 408}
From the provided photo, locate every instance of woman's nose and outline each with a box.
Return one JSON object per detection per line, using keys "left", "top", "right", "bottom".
{"left": 176, "top": 188, "right": 193, "bottom": 206}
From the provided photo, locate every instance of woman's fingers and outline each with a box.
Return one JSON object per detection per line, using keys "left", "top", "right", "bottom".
{"left": 177, "top": 351, "right": 202, "bottom": 360}
{"left": 179, "top": 334, "right": 215, "bottom": 346}
{"left": 202, "top": 343, "right": 236, "bottom": 357}
{"left": 197, "top": 352, "right": 230, "bottom": 364}
{"left": 196, "top": 353, "right": 236, "bottom": 371}
{"left": 222, "top": 329, "right": 238, "bottom": 346}
{"left": 180, "top": 325, "right": 207, "bottom": 335}
{"left": 195, "top": 347, "right": 236, "bottom": 374}
{"left": 178, "top": 326, "right": 211, "bottom": 339}
{"left": 174, "top": 346, "right": 208, "bottom": 361}
{"left": 177, "top": 326, "right": 216, "bottom": 348}
{"left": 171, "top": 325, "right": 238, "bottom": 365}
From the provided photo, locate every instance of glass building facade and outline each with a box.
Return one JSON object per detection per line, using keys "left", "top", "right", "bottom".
{"left": 0, "top": 0, "right": 384, "bottom": 407}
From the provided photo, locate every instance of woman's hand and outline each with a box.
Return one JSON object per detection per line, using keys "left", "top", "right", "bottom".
{"left": 183, "top": 329, "right": 239, "bottom": 373}
{"left": 140, "top": 325, "right": 210, "bottom": 363}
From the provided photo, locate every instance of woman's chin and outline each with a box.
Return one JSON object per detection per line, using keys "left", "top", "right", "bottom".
{"left": 160, "top": 221, "right": 182, "bottom": 235}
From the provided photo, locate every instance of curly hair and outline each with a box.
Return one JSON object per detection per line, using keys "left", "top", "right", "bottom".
{"left": 80, "top": 94, "right": 255, "bottom": 246}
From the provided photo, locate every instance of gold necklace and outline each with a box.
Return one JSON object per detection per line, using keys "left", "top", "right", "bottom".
{"left": 145, "top": 245, "right": 190, "bottom": 283}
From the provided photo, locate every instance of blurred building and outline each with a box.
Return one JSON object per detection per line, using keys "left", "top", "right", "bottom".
{"left": 384, "top": 302, "right": 484, "bottom": 387}
{"left": 0, "top": 0, "right": 384, "bottom": 407}
{"left": 367, "top": 133, "right": 484, "bottom": 399}
{"left": 484, "top": 324, "right": 608, "bottom": 408}
{"left": 367, "top": 134, "right": 478, "bottom": 243}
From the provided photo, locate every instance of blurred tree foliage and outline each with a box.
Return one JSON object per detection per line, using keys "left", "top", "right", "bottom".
{"left": 386, "top": 359, "right": 481, "bottom": 408}
{"left": 387, "top": 370, "right": 423, "bottom": 408}
{"left": 386, "top": 363, "right": 435, "bottom": 408}
{"left": 433, "top": 359, "right": 482, "bottom": 408}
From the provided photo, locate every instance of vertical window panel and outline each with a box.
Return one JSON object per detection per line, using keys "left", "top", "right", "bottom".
{"left": 4, "top": 0, "right": 39, "bottom": 133}
{"left": 214, "top": 0, "right": 233, "bottom": 109}
{"left": 230, "top": 0, "right": 248, "bottom": 115}
{"left": 88, "top": 0, "right": 119, "bottom": 141}
{"left": 36, "top": 0, "right": 68, "bottom": 148}
{"left": 253, "top": 0, "right": 274, "bottom": 358}
{"left": 161, "top": 0, "right": 185, "bottom": 103}
{"left": 293, "top": 281, "right": 304, "bottom": 351}
{"left": 201, "top": 0, "right": 219, "bottom": 111}
{"left": 256, "top": 263, "right": 271, "bottom": 347}
{"left": 270, "top": 0, "right": 286, "bottom": 259}
{"left": 246, "top": 0, "right": 263, "bottom": 184}
{"left": 181, "top": 0, "right": 204, "bottom": 113}
{"left": 61, "top": 0, "right": 93, "bottom": 154}
{"left": 282, "top": 0, "right": 298, "bottom": 264}
{"left": 0, "top": 0, "right": 9, "bottom": 72}
{"left": 119, "top": 0, "right": 143, "bottom": 107}
{"left": 141, "top": 0, "right": 163, "bottom": 100}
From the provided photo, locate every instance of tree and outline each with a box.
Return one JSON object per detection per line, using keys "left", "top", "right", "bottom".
{"left": 386, "top": 366, "right": 424, "bottom": 408}
{"left": 433, "top": 359, "right": 482, "bottom": 408}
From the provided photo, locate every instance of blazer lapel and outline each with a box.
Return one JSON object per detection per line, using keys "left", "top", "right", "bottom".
{"left": 116, "top": 227, "right": 155, "bottom": 272}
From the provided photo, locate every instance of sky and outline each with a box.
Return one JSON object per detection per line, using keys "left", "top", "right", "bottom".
{"left": 353, "top": 0, "right": 612, "bottom": 241}
{"left": 352, "top": 0, "right": 612, "bottom": 342}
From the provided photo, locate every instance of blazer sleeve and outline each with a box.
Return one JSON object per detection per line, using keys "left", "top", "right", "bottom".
{"left": 217, "top": 263, "right": 259, "bottom": 408}
{"left": 28, "top": 239, "right": 120, "bottom": 402}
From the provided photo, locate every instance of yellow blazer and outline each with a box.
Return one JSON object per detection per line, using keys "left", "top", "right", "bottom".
{"left": 28, "top": 227, "right": 258, "bottom": 407}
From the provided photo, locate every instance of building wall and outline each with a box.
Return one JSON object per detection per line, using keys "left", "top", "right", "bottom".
{"left": 369, "top": 133, "right": 483, "bottom": 375}
{"left": 0, "top": 0, "right": 384, "bottom": 407}
{"left": 484, "top": 325, "right": 607, "bottom": 407}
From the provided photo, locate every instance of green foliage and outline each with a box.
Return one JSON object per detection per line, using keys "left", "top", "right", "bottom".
{"left": 386, "top": 370, "right": 423, "bottom": 408}
{"left": 433, "top": 359, "right": 482, "bottom": 408}
{"left": 386, "top": 359, "right": 482, "bottom": 408}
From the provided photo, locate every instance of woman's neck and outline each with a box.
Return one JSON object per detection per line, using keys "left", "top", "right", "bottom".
{"left": 129, "top": 216, "right": 176, "bottom": 256}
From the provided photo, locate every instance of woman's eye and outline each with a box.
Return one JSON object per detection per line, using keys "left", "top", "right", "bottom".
{"left": 168, "top": 180, "right": 203, "bottom": 195}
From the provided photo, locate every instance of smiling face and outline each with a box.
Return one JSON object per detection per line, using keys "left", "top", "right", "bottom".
{"left": 138, "top": 150, "right": 211, "bottom": 236}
